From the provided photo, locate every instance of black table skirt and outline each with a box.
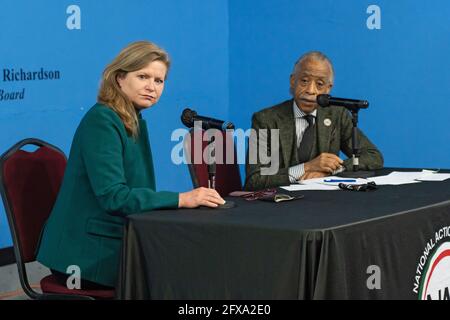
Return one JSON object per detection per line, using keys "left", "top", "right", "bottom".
{"left": 117, "top": 168, "right": 450, "bottom": 299}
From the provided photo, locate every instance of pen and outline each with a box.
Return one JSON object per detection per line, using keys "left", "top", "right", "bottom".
{"left": 323, "top": 179, "right": 357, "bottom": 182}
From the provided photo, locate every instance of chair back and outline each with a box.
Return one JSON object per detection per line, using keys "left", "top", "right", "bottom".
{"left": 0, "top": 138, "right": 115, "bottom": 300}
{"left": 0, "top": 138, "right": 66, "bottom": 265}
{"left": 184, "top": 129, "right": 242, "bottom": 197}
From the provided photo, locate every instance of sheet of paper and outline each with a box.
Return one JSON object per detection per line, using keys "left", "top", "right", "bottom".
{"left": 301, "top": 176, "right": 370, "bottom": 186}
{"left": 281, "top": 170, "right": 447, "bottom": 190}
{"left": 367, "top": 170, "right": 436, "bottom": 185}
{"left": 281, "top": 176, "right": 368, "bottom": 191}
{"left": 280, "top": 184, "right": 340, "bottom": 191}
{"left": 416, "top": 173, "right": 450, "bottom": 181}
{"left": 368, "top": 176, "right": 421, "bottom": 185}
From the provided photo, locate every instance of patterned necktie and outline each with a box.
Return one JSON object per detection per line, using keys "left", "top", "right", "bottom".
{"left": 297, "top": 115, "right": 316, "bottom": 163}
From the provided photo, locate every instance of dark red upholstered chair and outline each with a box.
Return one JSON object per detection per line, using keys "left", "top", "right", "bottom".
{"left": 184, "top": 129, "right": 242, "bottom": 197}
{"left": 0, "top": 138, "right": 115, "bottom": 300}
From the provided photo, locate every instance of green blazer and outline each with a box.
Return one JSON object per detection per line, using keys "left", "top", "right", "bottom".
{"left": 245, "top": 99, "right": 384, "bottom": 190}
{"left": 37, "top": 103, "right": 179, "bottom": 287}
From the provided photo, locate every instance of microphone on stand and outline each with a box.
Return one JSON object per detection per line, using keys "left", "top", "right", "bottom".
{"left": 316, "top": 94, "right": 375, "bottom": 178}
{"left": 180, "top": 108, "right": 236, "bottom": 209}
{"left": 181, "top": 107, "right": 233, "bottom": 189}
{"left": 181, "top": 108, "right": 235, "bottom": 130}
{"left": 317, "top": 94, "right": 369, "bottom": 110}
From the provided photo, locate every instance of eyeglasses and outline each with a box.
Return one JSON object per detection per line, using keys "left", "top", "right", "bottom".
{"left": 338, "top": 181, "right": 377, "bottom": 192}
{"left": 241, "top": 188, "right": 277, "bottom": 201}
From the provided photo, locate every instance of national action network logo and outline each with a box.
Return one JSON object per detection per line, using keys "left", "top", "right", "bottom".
{"left": 414, "top": 226, "right": 450, "bottom": 300}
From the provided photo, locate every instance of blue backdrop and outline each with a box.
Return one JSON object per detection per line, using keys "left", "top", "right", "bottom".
{"left": 0, "top": 0, "right": 229, "bottom": 249}
{"left": 229, "top": 0, "right": 450, "bottom": 170}
{"left": 1, "top": 0, "right": 450, "bottom": 249}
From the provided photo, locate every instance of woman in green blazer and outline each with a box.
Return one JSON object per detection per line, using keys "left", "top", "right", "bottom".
{"left": 37, "top": 41, "right": 225, "bottom": 288}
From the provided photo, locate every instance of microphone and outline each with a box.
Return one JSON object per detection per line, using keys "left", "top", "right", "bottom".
{"left": 317, "top": 94, "right": 369, "bottom": 111}
{"left": 181, "top": 108, "right": 235, "bottom": 130}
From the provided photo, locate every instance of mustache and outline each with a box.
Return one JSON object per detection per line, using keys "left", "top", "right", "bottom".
{"left": 298, "top": 97, "right": 317, "bottom": 104}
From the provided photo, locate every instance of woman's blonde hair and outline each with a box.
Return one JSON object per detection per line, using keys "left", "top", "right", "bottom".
{"left": 98, "top": 41, "right": 170, "bottom": 137}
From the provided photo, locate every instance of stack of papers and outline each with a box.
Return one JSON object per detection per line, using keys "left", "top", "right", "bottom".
{"left": 281, "top": 170, "right": 450, "bottom": 192}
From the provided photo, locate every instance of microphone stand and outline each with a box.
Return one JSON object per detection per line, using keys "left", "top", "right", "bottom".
{"left": 205, "top": 126, "right": 235, "bottom": 209}
{"left": 207, "top": 136, "right": 216, "bottom": 190}
{"left": 337, "top": 108, "right": 375, "bottom": 179}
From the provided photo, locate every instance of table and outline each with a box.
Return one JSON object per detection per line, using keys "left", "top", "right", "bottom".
{"left": 117, "top": 169, "right": 450, "bottom": 300}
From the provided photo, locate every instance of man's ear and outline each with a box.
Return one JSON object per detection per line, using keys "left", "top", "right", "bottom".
{"left": 289, "top": 74, "right": 295, "bottom": 89}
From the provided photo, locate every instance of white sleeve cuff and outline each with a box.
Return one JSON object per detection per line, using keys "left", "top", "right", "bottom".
{"left": 289, "top": 164, "right": 305, "bottom": 183}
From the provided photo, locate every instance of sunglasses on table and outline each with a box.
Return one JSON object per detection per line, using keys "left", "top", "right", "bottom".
{"left": 338, "top": 181, "right": 378, "bottom": 192}
{"left": 240, "top": 188, "right": 278, "bottom": 201}
{"left": 229, "top": 189, "right": 304, "bottom": 202}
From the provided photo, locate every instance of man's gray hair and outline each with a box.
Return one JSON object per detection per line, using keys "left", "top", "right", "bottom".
{"left": 291, "top": 51, "right": 334, "bottom": 84}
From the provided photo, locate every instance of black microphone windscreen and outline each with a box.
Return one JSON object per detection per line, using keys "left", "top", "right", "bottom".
{"left": 181, "top": 108, "right": 196, "bottom": 128}
{"left": 316, "top": 94, "right": 330, "bottom": 107}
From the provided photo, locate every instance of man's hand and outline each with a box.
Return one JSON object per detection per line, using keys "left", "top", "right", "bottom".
{"left": 300, "top": 171, "right": 329, "bottom": 181}
{"left": 179, "top": 187, "right": 225, "bottom": 208}
{"left": 304, "top": 153, "right": 343, "bottom": 174}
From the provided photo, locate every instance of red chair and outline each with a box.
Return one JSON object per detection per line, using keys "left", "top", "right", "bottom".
{"left": 0, "top": 138, "right": 115, "bottom": 300}
{"left": 184, "top": 129, "right": 242, "bottom": 197}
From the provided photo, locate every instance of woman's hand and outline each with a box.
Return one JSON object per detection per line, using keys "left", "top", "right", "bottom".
{"left": 179, "top": 187, "right": 226, "bottom": 208}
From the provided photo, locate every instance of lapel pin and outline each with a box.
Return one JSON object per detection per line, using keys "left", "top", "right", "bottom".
{"left": 324, "top": 118, "right": 332, "bottom": 127}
